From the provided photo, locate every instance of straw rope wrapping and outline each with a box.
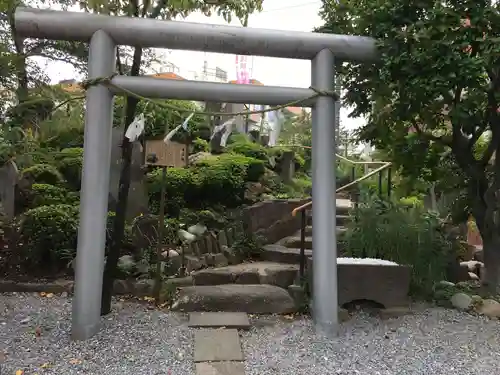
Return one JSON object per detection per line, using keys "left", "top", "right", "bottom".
{"left": 80, "top": 74, "right": 340, "bottom": 117}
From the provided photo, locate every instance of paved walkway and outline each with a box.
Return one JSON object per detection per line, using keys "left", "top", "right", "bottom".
{"left": 189, "top": 312, "right": 250, "bottom": 375}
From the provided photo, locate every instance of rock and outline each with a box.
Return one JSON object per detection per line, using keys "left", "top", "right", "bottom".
{"left": 136, "top": 260, "right": 150, "bottom": 276}
{"left": 189, "top": 152, "right": 213, "bottom": 165}
{"left": 134, "top": 279, "right": 154, "bottom": 296}
{"left": 460, "top": 260, "right": 484, "bottom": 272}
{"left": 165, "top": 276, "right": 193, "bottom": 288}
{"left": 244, "top": 182, "right": 265, "bottom": 201}
{"left": 469, "top": 272, "right": 479, "bottom": 280}
{"left": 193, "top": 268, "right": 234, "bottom": 285}
{"left": 225, "top": 228, "right": 234, "bottom": 247}
{"left": 161, "top": 249, "right": 180, "bottom": 259}
{"left": 186, "top": 255, "right": 203, "bottom": 272}
{"left": 471, "top": 294, "right": 483, "bottom": 305}
{"left": 437, "top": 280, "right": 455, "bottom": 288}
{"left": 450, "top": 292, "right": 473, "bottom": 310}
{"left": 221, "top": 246, "right": 240, "bottom": 265}
{"left": 217, "top": 231, "right": 228, "bottom": 247}
{"left": 113, "top": 279, "right": 132, "bottom": 295}
{"left": 179, "top": 229, "right": 196, "bottom": 243}
{"left": 188, "top": 224, "right": 207, "bottom": 237}
{"left": 171, "top": 284, "right": 297, "bottom": 313}
{"left": 260, "top": 265, "right": 298, "bottom": 288}
{"left": 473, "top": 247, "right": 484, "bottom": 262}
{"left": 117, "top": 255, "right": 136, "bottom": 274}
{"left": 213, "top": 253, "right": 228, "bottom": 267}
{"left": 477, "top": 299, "right": 500, "bottom": 318}
{"left": 235, "top": 271, "right": 261, "bottom": 284}
{"left": 288, "top": 284, "right": 307, "bottom": 309}
{"left": 204, "top": 253, "right": 215, "bottom": 267}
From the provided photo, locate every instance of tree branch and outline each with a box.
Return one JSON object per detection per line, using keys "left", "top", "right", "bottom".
{"left": 411, "top": 119, "right": 451, "bottom": 146}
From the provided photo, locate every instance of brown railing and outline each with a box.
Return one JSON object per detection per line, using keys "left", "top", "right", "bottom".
{"left": 290, "top": 156, "right": 393, "bottom": 285}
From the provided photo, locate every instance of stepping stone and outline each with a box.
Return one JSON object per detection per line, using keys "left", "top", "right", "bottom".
{"left": 189, "top": 312, "right": 250, "bottom": 330}
{"left": 196, "top": 362, "right": 245, "bottom": 375}
{"left": 194, "top": 329, "right": 244, "bottom": 362}
{"left": 172, "top": 284, "right": 297, "bottom": 314}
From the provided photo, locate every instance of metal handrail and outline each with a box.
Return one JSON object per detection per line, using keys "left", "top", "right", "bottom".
{"left": 291, "top": 161, "right": 392, "bottom": 216}
{"left": 286, "top": 147, "right": 393, "bottom": 287}
{"left": 285, "top": 144, "right": 389, "bottom": 165}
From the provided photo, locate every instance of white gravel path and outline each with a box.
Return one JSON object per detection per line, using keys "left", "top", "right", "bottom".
{"left": 0, "top": 293, "right": 193, "bottom": 375}
{"left": 3, "top": 293, "right": 500, "bottom": 375}
{"left": 242, "top": 308, "right": 500, "bottom": 375}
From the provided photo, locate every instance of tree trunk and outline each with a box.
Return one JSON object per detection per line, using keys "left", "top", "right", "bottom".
{"left": 15, "top": 55, "right": 29, "bottom": 104}
{"left": 100, "top": 46, "right": 143, "bottom": 315}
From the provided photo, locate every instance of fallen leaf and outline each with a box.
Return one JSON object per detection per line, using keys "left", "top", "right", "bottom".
{"left": 35, "top": 327, "right": 42, "bottom": 337}
{"left": 45, "top": 293, "right": 54, "bottom": 298}
{"left": 40, "top": 292, "right": 46, "bottom": 297}
{"left": 15, "top": 370, "right": 24, "bottom": 375}
{"left": 69, "top": 358, "right": 82, "bottom": 365}
{"left": 40, "top": 362, "right": 50, "bottom": 368}
{"left": 284, "top": 314, "right": 294, "bottom": 320}
{"left": 119, "top": 298, "right": 125, "bottom": 302}
{"left": 143, "top": 296, "right": 155, "bottom": 302}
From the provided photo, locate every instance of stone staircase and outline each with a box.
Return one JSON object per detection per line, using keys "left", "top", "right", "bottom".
{"left": 260, "top": 199, "right": 352, "bottom": 264}
{"left": 171, "top": 198, "right": 353, "bottom": 314}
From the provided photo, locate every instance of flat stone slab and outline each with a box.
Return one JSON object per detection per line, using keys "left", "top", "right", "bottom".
{"left": 189, "top": 312, "right": 250, "bottom": 330}
{"left": 194, "top": 329, "right": 244, "bottom": 362}
{"left": 192, "top": 261, "right": 298, "bottom": 288}
{"left": 196, "top": 362, "right": 245, "bottom": 375}
{"left": 172, "top": 284, "right": 297, "bottom": 313}
{"left": 261, "top": 244, "right": 312, "bottom": 264}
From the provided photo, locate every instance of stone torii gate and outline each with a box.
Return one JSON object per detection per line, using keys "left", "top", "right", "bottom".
{"left": 14, "top": 7, "right": 377, "bottom": 340}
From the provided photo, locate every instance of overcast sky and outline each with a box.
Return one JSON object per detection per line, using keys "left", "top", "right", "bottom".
{"left": 38, "top": 0, "right": 366, "bottom": 130}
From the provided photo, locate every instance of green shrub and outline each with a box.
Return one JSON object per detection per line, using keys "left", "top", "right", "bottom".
{"left": 192, "top": 138, "right": 209, "bottom": 153}
{"left": 147, "top": 153, "right": 265, "bottom": 214}
{"left": 400, "top": 196, "right": 424, "bottom": 208}
{"left": 21, "top": 164, "right": 64, "bottom": 185}
{"left": 19, "top": 205, "right": 122, "bottom": 269}
{"left": 19, "top": 204, "right": 80, "bottom": 267}
{"left": 28, "top": 184, "right": 71, "bottom": 208}
{"left": 343, "top": 197, "right": 454, "bottom": 297}
{"left": 292, "top": 175, "right": 312, "bottom": 195}
{"left": 56, "top": 147, "right": 84, "bottom": 159}
{"left": 147, "top": 168, "right": 200, "bottom": 215}
{"left": 225, "top": 136, "right": 268, "bottom": 161}
{"left": 55, "top": 148, "right": 84, "bottom": 190}
{"left": 197, "top": 153, "right": 265, "bottom": 183}
{"left": 41, "top": 126, "right": 85, "bottom": 149}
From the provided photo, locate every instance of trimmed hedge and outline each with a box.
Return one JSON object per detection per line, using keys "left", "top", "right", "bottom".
{"left": 147, "top": 153, "right": 266, "bottom": 215}
{"left": 21, "top": 164, "right": 64, "bottom": 185}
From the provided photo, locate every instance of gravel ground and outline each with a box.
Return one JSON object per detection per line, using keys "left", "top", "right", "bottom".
{"left": 242, "top": 307, "right": 500, "bottom": 375}
{"left": 3, "top": 294, "right": 500, "bottom": 375}
{"left": 0, "top": 293, "right": 192, "bottom": 375}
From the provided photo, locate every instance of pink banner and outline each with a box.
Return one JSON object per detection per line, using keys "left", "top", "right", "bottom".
{"left": 235, "top": 55, "right": 250, "bottom": 84}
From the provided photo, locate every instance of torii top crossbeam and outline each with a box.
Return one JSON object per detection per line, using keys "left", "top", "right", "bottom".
{"left": 15, "top": 7, "right": 377, "bottom": 62}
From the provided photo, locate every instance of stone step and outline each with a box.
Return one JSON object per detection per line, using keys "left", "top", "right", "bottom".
{"left": 261, "top": 244, "right": 312, "bottom": 264}
{"left": 306, "top": 214, "right": 351, "bottom": 226}
{"left": 172, "top": 284, "right": 297, "bottom": 313}
{"left": 279, "top": 228, "right": 348, "bottom": 250}
{"left": 194, "top": 329, "right": 244, "bottom": 362}
{"left": 191, "top": 261, "right": 298, "bottom": 288}
{"left": 188, "top": 312, "right": 251, "bottom": 330}
{"left": 196, "top": 362, "right": 245, "bottom": 375}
